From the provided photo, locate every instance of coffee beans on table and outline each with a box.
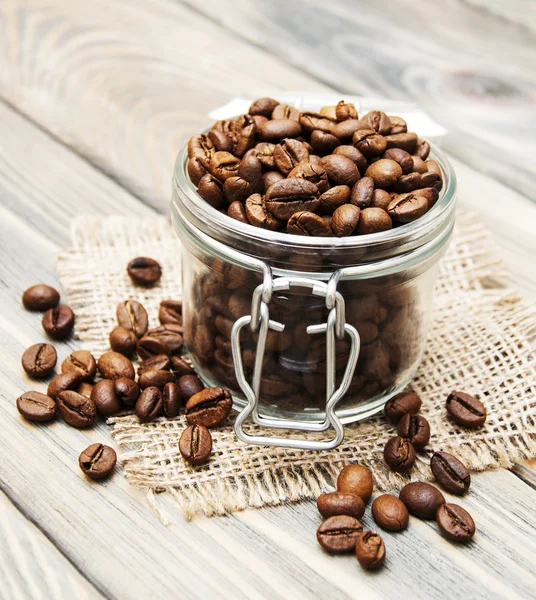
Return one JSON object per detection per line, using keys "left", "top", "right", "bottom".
{"left": 110, "top": 326, "right": 138, "bottom": 357}
{"left": 397, "top": 413, "right": 430, "bottom": 450}
{"left": 317, "top": 492, "right": 366, "bottom": 520}
{"left": 21, "top": 343, "right": 57, "bottom": 378}
{"left": 135, "top": 386, "right": 163, "bottom": 423}
{"left": 61, "top": 350, "right": 97, "bottom": 382}
{"left": 92, "top": 379, "right": 122, "bottom": 417}
{"left": 17, "top": 391, "right": 56, "bottom": 422}
{"left": 42, "top": 305, "right": 75, "bottom": 340}
{"left": 114, "top": 377, "right": 140, "bottom": 408}
{"left": 158, "top": 300, "right": 182, "bottom": 326}
{"left": 57, "top": 390, "right": 97, "bottom": 428}
{"left": 170, "top": 356, "right": 195, "bottom": 378}
{"left": 116, "top": 300, "right": 148, "bottom": 338}
{"left": 371, "top": 494, "right": 409, "bottom": 532}
{"left": 355, "top": 531, "right": 386, "bottom": 570}
{"left": 446, "top": 391, "right": 487, "bottom": 428}
{"left": 185, "top": 387, "right": 232, "bottom": 428}
{"left": 163, "top": 382, "right": 182, "bottom": 417}
{"left": 316, "top": 515, "right": 363, "bottom": 553}
{"left": 127, "top": 257, "right": 162, "bottom": 286}
{"left": 436, "top": 503, "right": 475, "bottom": 542}
{"left": 430, "top": 451, "right": 471, "bottom": 495}
{"left": 47, "top": 371, "right": 82, "bottom": 399}
{"left": 137, "top": 335, "right": 169, "bottom": 360}
{"left": 179, "top": 424, "right": 212, "bottom": 464}
{"left": 77, "top": 382, "right": 94, "bottom": 400}
{"left": 399, "top": 482, "right": 445, "bottom": 519}
{"left": 384, "top": 391, "right": 422, "bottom": 423}
{"left": 138, "top": 369, "right": 176, "bottom": 390}
{"left": 138, "top": 354, "right": 172, "bottom": 375}
{"left": 383, "top": 436, "right": 416, "bottom": 472}
{"left": 178, "top": 374, "right": 205, "bottom": 401}
{"left": 336, "top": 464, "right": 374, "bottom": 502}
{"left": 97, "top": 351, "right": 135, "bottom": 380}
{"left": 22, "top": 284, "right": 60, "bottom": 311}
{"left": 79, "top": 444, "right": 117, "bottom": 480}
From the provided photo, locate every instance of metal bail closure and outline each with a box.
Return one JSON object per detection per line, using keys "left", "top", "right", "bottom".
{"left": 231, "top": 276, "right": 361, "bottom": 450}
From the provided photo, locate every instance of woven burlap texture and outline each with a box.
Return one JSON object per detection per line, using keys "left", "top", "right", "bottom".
{"left": 57, "top": 213, "right": 536, "bottom": 519}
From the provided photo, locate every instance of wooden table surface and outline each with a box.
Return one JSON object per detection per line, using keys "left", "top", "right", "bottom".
{"left": 1, "top": 1, "right": 535, "bottom": 598}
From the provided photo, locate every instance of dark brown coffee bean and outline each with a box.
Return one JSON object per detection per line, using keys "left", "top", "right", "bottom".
{"left": 384, "top": 391, "right": 422, "bottom": 423}
{"left": 139, "top": 369, "right": 176, "bottom": 390}
{"left": 249, "top": 97, "right": 279, "bottom": 118}
{"left": 299, "top": 111, "right": 336, "bottom": 135}
{"left": 431, "top": 451, "right": 471, "bottom": 495}
{"left": 383, "top": 148, "right": 414, "bottom": 174}
{"left": 397, "top": 413, "right": 430, "bottom": 450}
{"left": 372, "top": 494, "right": 409, "bottom": 532}
{"left": 21, "top": 343, "right": 57, "bottom": 379}
{"left": 333, "top": 145, "right": 368, "bottom": 173}
{"left": 317, "top": 185, "right": 350, "bottom": 215}
{"left": 116, "top": 300, "right": 148, "bottom": 338}
{"left": 388, "top": 192, "right": 429, "bottom": 223}
{"left": 157, "top": 300, "right": 182, "bottom": 327}
{"left": 170, "top": 356, "right": 195, "bottom": 378}
{"left": 91, "top": 379, "right": 122, "bottom": 417}
{"left": 273, "top": 138, "right": 309, "bottom": 175}
{"left": 333, "top": 119, "right": 369, "bottom": 142}
{"left": 353, "top": 129, "right": 387, "bottom": 158}
{"left": 335, "top": 100, "right": 358, "bottom": 122}
{"left": 22, "top": 284, "right": 60, "bottom": 311}
{"left": 384, "top": 132, "right": 418, "bottom": 153}
{"left": 187, "top": 133, "right": 214, "bottom": 161}
{"left": 365, "top": 159, "right": 402, "bottom": 188}
{"left": 287, "top": 211, "right": 333, "bottom": 237}
{"left": 362, "top": 110, "right": 391, "bottom": 134}
{"left": 127, "top": 257, "right": 162, "bottom": 286}
{"left": 399, "top": 482, "right": 445, "bottom": 519}
{"left": 57, "top": 390, "right": 97, "bottom": 428}
{"left": 223, "top": 177, "right": 253, "bottom": 204}
{"left": 209, "top": 151, "right": 241, "bottom": 181}
{"left": 246, "top": 194, "right": 282, "bottom": 230}
{"left": 79, "top": 443, "right": 117, "bottom": 480}
{"left": 197, "top": 173, "right": 225, "bottom": 209}
{"left": 337, "top": 464, "right": 374, "bottom": 502}
{"left": 389, "top": 116, "right": 408, "bottom": 134}
{"left": 272, "top": 103, "right": 300, "bottom": 121}
{"left": 185, "top": 387, "right": 232, "bottom": 428}
{"left": 355, "top": 531, "right": 385, "bottom": 570}
{"left": 187, "top": 157, "right": 208, "bottom": 185}
{"left": 238, "top": 151, "right": 263, "bottom": 192}
{"left": 317, "top": 492, "right": 365, "bottom": 519}
{"left": 137, "top": 335, "right": 169, "bottom": 360}
{"left": 411, "top": 155, "right": 428, "bottom": 174}
{"left": 446, "top": 391, "right": 487, "bottom": 428}
{"left": 17, "top": 391, "right": 56, "bottom": 422}
{"left": 178, "top": 374, "right": 205, "bottom": 401}
{"left": 146, "top": 324, "right": 184, "bottom": 355}
{"left": 61, "top": 350, "right": 97, "bottom": 382}
{"left": 42, "top": 305, "right": 75, "bottom": 340}
{"left": 321, "top": 154, "right": 360, "bottom": 186}
{"left": 265, "top": 178, "right": 320, "bottom": 220}
{"left": 331, "top": 204, "right": 360, "bottom": 237}
{"left": 97, "top": 351, "right": 135, "bottom": 380}
{"left": 135, "top": 386, "right": 163, "bottom": 423}
{"left": 109, "top": 326, "right": 138, "bottom": 357}
{"left": 371, "top": 189, "right": 392, "bottom": 211}
{"left": 436, "top": 503, "right": 475, "bottom": 542}
{"left": 114, "top": 377, "right": 140, "bottom": 408}
{"left": 77, "top": 382, "right": 94, "bottom": 400}
{"left": 415, "top": 139, "right": 431, "bottom": 160}
{"left": 179, "top": 424, "right": 212, "bottom": 464}
{"left": 383, "top": 436, "right": 416, "bottom": 472}
{"left": 316, "top": 515, "right": 363, "bottom": 554}
{"left": 47, "top": 371, "right": 82, "bottom": 400}
{"left": 391, "top": 172, "right": 423, "bottom": 194}
{"left": 350, "top": 177, "right": 374, "bottom": 209}
{"left": 310, "top": 130, "right": 340, "bottom": 155}
{"left": 233, "top": 114, "right": 257, "bottom": 157}
{"left": 355, "top": 208, "right": 392, "bottom": 235}
{"left": 258, "top": 119, "right": 301, "bottom": 142}
{"left": 163, "top": 382, "right": 182, "bottom": 417}
{"left": 262, "top": 171, "right": 284, "bottom": 192}
{"left": 138, "top": 354, "right": 171, "bottom": 376}
{"left": 227, "top": 201, "right": 249, "bottom": 223}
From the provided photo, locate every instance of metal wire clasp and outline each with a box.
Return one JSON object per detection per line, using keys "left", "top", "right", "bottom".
{"left": 231, "top": 275, "right": 360, "bottom": 450}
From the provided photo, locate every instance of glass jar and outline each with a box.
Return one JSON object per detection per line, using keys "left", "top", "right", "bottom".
{"left": 171, "top": 113, "right": 457, "bottom": 450}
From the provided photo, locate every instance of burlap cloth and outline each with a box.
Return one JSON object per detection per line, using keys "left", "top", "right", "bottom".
{"left": 57, "top": 213, "right": 536, "bottom": 519}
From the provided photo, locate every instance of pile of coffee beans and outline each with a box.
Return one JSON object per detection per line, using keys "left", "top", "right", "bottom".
{"left": 187, "top": 98, "right": 442, "bottom": 237}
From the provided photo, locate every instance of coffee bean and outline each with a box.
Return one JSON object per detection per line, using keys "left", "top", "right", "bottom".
{"left": 127, "top": 257, "right": 162, "bottom": 286}
{"left": 336, "top": 464, "right": 374, "bottom": 502}
{"left": 389, "top": 116, "right": 408, "bottom": 134}
{"left": 47, "top": 371, "right": 82, "bottom": 400}
{"left": 310, "top": 130, "right": 340, "bottom": 155}
{"left": 288, "top": 162, "right": 328, "bottom": 193}
{"left": 91, "top": 379, "right": 122, "bottom": 417}
{"left": 321, "top": 154, "right": 360, "bottom": 187}
{"left": 170, "top": 356, "right": 196, "bottom": 378}
{"left": 399, "top": 482, "right": 445, "bottom": 519}
{"left": 397, "top": 413, "right": 430, "bottom": 450}
{"left": 415, "top": 139, "right": 431, "bottom": 161}
{"left": 109, "top": 326, "right": 138, "bottom": 357}
{"left": 350, "top": 177, "right": 374, "bottom": 209}
{"left": 273, "top": 138, "right": 309, "bottom": 175}
{"left": 114, "top": 377, "right": 140, "bottom": 408}
{"left": 178, "top": 424, "right": 212, "bottom": 464}
{"left": 17, "top": 391, "right": 56, "bottom": 422}
{"left": 185, "top": 387, "right": 232, "bottom": 428}
{"left": 209, "top": 151, "right": 241, "bottom": 181}
{"left": 388, "top": 192, "right": 429, "bottom": 223}
{"left": 21, "top": 343, "right": 57, "bottom": 379}
{"left": 116, "top": 300, "right": 148, "bottom": 338}
{"left": 371, "top": 189, "right": 392, "bottom": 211}
{"left": 355, "top": 531, "right": 385, "bottom": 570}
{"left": 258, "top": 119, "right": 301, "bottom": 142}
{"left": 371, "top": 494, "right": 409, "bottom": 532}
{"left": 158, "top": 300, "right": 182, "bottom": 326}
{"left": 249, "top": 97, "right": 279, "bottom": 118}
{"left": 137, "top": 335, "right": 169, "bottom": 360}
{"left": 42, "top": 305, "right": 75, "bottom": 340}
{"left": 233, "top": 114, "right": 257, "bottom": 157}
{"left": 61, "top": 350, "right": 97, "bottom": 382}
{"left": 316, "top": 515, "right": 363, "bottom": 553}
{"left": 384, "top": 391, "right": 422, "bottom": 423}
{"left": 57, "top": 390, "right": 97, "bottom": 428}
{"left": 147, "top": 324, "right": 184, "bottom": 356}
{"left": 223, "top": 177, "right": 253, "bottom": 204}
{"left": 272, "top": 104, "right": 300, "bottom": 121}
{"left": 188, "top": 157, "right": 208, "bottom": 185}
{"left": 77, "top": 382, "right": 94, "bottom": 400}
{"left": 79, "top": 443, "right": 117, "bottom": 480}
{"left": 353, "top": 129, "right": 387, "bottom": 158}
{"left": 331, "top": 204, "right": 360, "bottom": 237}
{"left": 317, "top": 185, "right": 350, "bottom": 215}
{"left": 431, "top": 451, "right": 471, "bottom": 495}
{"left": 262, "top": 170, "right": 284, "bottom": 192}
{"left": 333, "top": 145, "right": 368, "bottom": 173}
{"left": 197, "top": 173, "right": 225, "bottom": 209}
{"left": 411, "top": 155, "right": 428, "bottom": 174}
{"left": 446, "top": 391, "right": 487, "bottom": 428}
{"left": 188, "top": 133, "right": 214, "bottom": 161}
{"left": 383, "top": 148, "right": 414, "bottom": 174}
{"left": 287, "top": 211, "right": 332, "bottom": 236}
{"left": 139, "top": 369, "right": 176, "bottom": 390}
{"left": 163, "top": 382, "right": 182, "bottom": 417}
{"left": 227, "top": 201, "right": 248, "bottom": 223}
{"left": 97, "top": 351, "right": 135, "bottom": 380}
{"left": 436, "top": 503, "right": 475, "bottom": 542}
{"left": 335, "top": 100, "right": 358, "bottom": 122}
{"left": 385, "top": 132, "right": 418, "bottom": 153}
{"left": 333, "top": 119, "right": 368, "bottom": 141}
{"left": 391, "top": 172, "right": 423, "bottom": 194}
{"left": 178, "top": 375, "right": 205, "bottom": 401}
{"left": 265, "top": 178, "right": 320, "bottom": 220}
{"left": 138, "top": 354, "right": 171, "bottom": 376}
{"left": 209, "top": 125, "right": 233, "bottom": 154}
{"left": 22, "top": 284, "right": 60, "bottom": 311}
{"left": 383, "top": 436, "right": 416, "bottom": 472}
{"left": 365, "top": 159, "right": 402, "bottom": 188}
{"left": 355, "top": 208, "right": 392, "bottom": 235}
{"left": 246, "top": 194, "right": 282, "bottom": 230}
{"left": 317, "top": 492, "right": 365, "bottom": 519}
{"left": 135, "top": 386, "right": 163, "bottom": 423}
{"left": 362, "top": 110, "right": 391, "bottom": 135}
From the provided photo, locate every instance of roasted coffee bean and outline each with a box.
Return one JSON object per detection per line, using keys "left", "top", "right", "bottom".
{"left": 371, "top": 189, "right": 392, "bottom": 211}
{"left": 179, "top": 424, "right": 212, "bottom": 464}
{"left": 389, "top": 116, "right": 408, "bottom": 134}
{"left": 21, "top": 343, "right": 57, "bottom": 379}
{"left": 383, "top": 436, "right": 416, "bottom": 472}
{"left": 209, "top": 151, "right": 241, "bottom": 181}
{"left": 170, "top": 356, "right": 196, "bottom": 378}
{"left": 310, "top": 130, "right": 340, "bottom": 155}
{"left": 316, "top": 515, "right": 363, "bottom": 554}
{"left": 337, "top": 464, "right": 374, "bottom": 502}
{"left": 372, "top": 494, "right": 409, "bottom": 532}
{"left": 384, "top": 391, "right": 422, "bottom": 423}
{"left": 97, "top": 351, "right": 135, "bottom": 380}
{"left": 185, "top": 387, "right": 232, "bottom": 428}
{"left": 362, "top": 110, "right": 391, "bottom": 135}
{"left": 262, "top": 170, "right": 284, "bottom": 192}
{"left": 319, "top": 105, "right": 337, "bottom": 119}
{"left": 139, "top": 369, "right": 176, "bottom": 390}
{"left": 223, "top": 176, "right": 253, "bottom": 204}
{"left": 391, "top": 172, "right": 423, "bottom": 193}
{"left": 287, "top": 211, "right": 332, "bottom": 236}
{"left": 109, "top": 325, "right": 138, "bottom": 357}
{"left": 227, "top": 201, "right": 249, "bottom": 223}
{"left": 431, "top": 451, "right": 471, "bottom": 495}
{"left": 258, "top": 119, "right": 301, "bottom": 142}
{"left": 127, "top": 257, "right": 162, "bottom": 286}
{"left": 353, "top": 129, "right": 387, "bottom": 158}
{"left": 273, "top": 139, "right": 309, "bottom": 175}
{"left": 436, "top": 503, "right": 475, "bottom": 542}
{"left": 333, "top": 145, "right": 368, "bottom": 173}
{"left": 62, "top": 350, "right": 97, "bottom": 382}
{"left": 188, "top": 133, "right": 214, "bottom": 161}
{"left": 335, "top": 100, "right": 358, "bottom": 122}
{"left": 272, "top": 104, "right": 300, "bottom": 121}
{"left": 91, "top": 379, "right": 122, "bottom": 417}
{"left": 397, "top": 413, "right": 430, "bottom": 450}
{"left": 399, "top": 482, "right": 445, "bottom": 519}
{"left": 138, "top": 354, "right": 171, "bottom": 376}
{"left": 158, "top": 300, "right": 182, "bottom": 327}
{"left": 288, "top": 161, "right": 328, "bottom": 193}
{"left": 331, "top": 204, "right": 360, "bottom": 237}
{"left": 137, "top": 335, "right": 169, "bottom": 360}
{"left": 411, "top": 155, "right": 428, "bottom": 174}
{"left": 426, "top": 159, "right": 442, "bottom": 180}
{"left": 384, "top": 132, "right": 418, "bottom": 153}
{"left": 416, "top": 186, "right": 439, "bottom": 208}
{"left": 415, "top": 139, "right": 431, "bottom": 161}
{"left": 246, "top": 194, "right": 282, "bottom": 230}
{"left": 383, "top": 148, "right": 414, "bottom": 174}
{"left": 365, "top": 159, "right": 402, "bottom": 189}
{"left": 42, "top": 305, "right": 75, "bottom": 340}
{"left": 350, "top": 176, "right": 374, "bottom": 209}
{"left": 146, "top": 324, "right": 184, "bottom": 355}
{"left": 238, "top": 151, "right": 263, "bottom": 192}
{"left": 355, "top": 208, "right": 392, "bottom": 235}
{"left": 317, "top": 492, "right": 365, "bottom": 520}
{"left": 321, "top": 154, "right": 360, "bottom": 187}
{"left": 388, "top": 192, "right": 429, "bottom": 223}
{"left": 47, "top": 371, "right": 82, "bottom": 400}
{"left": 22, "top": 284, "right": 60, "bottom": 311}
{"left": 57, "top": 390, "right": 97, "bottom": 428}
{"left": 163, "top": 382, "right": 182, "bottom": 417}
{"left": 116, "top": 300, "right": 148, "bottom": 338}
{"left": 265, "top": 179, "right": 320, "bottom": 220}
{"left": 135, "top": 386, "right": 163, "bottom": 422}
{"left": 355, "top": 531, "right": 385, "bottom": 570}
{"left": 114, "top": 377, "right": 140, "bottom": 408}
{"left": 299, "top": 111, "right": 336, "bottom": 135}
{"left": 446, "top": 391, "right": 487, "bottom": 428}
{"left": 178, "top": 374, "right": 205, "bottom": 401}
{"left": 233, "top": 114, "right": 257, "bottom": 157}
{"left": 187, "top": 157, "right": 208, "bottom": 185}
{"left": 333, "top": 119, "right": 368, "bottom": 142}
{"left": 249, "top": 97, "right": 279, "bottom": 118}
{"left": 17, "top": 391, "right": 56, "bottom": 422}
{"left": 318, "top": 185, "right": 350, "bottom": 215}
{"left": 79, "top": 443, "right": 117, "bottom": 480}
{"left": 77, "top": 382, "right": 94, "bottom": 400}
{"left": 197, "top": 173, "right": 225, "bottom": 209}
{"left": 209, "top": 122, "right": 233, "bottom": 153}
